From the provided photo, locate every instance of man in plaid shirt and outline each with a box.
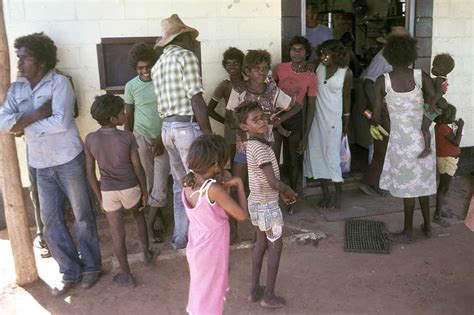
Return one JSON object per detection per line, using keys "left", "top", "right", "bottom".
{"left": 152, "top": 14, "right": 212, "bottom": 249}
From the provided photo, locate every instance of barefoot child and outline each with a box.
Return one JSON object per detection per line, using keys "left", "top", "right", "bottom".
{"left": 433, "top": 104, "right": 464, "bottom": 227}
{"left": 182, "top": 134, "right": 248, "bottom": 315}
{"left": 419, "top": 54, "right": 454, "bottom": 158}
{"left": 124, "top": 42, "right": 169, "bottom": 244}
{"left": 235, "top": 102, "right": 297, "bottom": 309}
{"left": 226, "top": 49, "right": 296, "bottom": 194}
{"left": 207, "top": 47, "right": 245, "bottom": 161}
{"left": 85, "top": 94, "right": 152, "bottom": 287}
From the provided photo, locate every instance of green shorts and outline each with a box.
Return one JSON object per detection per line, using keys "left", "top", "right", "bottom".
{"left": 423, "top": 103, "right": 442, "bottom": 121}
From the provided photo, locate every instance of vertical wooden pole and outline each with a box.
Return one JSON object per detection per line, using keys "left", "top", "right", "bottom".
{"left": 0, "top": 0, "right": 39, "bottom": 285}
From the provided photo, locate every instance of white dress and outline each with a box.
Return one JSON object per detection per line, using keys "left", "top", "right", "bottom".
{"left": 379, "top": 69, "right": 436, "bottom": 198}
{"left": 304, "top": 64, "right": 348, "bottom": 182}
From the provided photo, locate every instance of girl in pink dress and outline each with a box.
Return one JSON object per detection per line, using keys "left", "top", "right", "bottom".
{"left": 182, "top": 134, "right": 248, "bottom": 315}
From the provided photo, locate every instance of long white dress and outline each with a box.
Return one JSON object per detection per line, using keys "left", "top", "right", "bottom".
{"left": 379, "top": 69, "right": 436, "bottom": 198}
{"left": 304, "top": 64, "right": 348, "bottom": 182}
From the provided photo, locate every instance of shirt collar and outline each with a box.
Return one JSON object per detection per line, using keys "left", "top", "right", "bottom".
{"left": 17, "top": 70, "right": 54, "bottom": 92}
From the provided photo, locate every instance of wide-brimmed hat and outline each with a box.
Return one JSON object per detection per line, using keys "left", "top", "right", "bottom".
{"left": 376, "top": 26, "right": 409, "bottom": 44}
{"left": 154, "top": 14, "right": 199, "bottom": 48}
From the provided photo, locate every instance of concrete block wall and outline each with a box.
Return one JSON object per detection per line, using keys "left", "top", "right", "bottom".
{"left": 3, "top": 0, "right": 282, "bottom": 184}
{"left": 432, "top": 0, "right": 474, "bottom": 147}
{"left": 4, "top": 0, "right": 282, "bottom": 137}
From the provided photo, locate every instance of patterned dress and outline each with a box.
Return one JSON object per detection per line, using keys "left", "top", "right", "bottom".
{"left": 379, "top": 69, "right": 436, "bottom": 198}
{"left": 183, "top": 179, "right": 230, "bottom": 315}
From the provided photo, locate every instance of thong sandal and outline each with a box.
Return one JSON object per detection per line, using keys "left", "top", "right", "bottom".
{"left": 248, "top": 286, "right": 265, "bottom": 302}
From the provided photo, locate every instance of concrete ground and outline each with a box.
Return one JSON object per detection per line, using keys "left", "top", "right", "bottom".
{"left": 0, "top": 176, "right": 473, "bottom": 314}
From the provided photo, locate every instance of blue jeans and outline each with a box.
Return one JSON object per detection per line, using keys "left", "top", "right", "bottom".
{"left": 37, "top": 152, "right": 101, "bottom": 282}
{"left": 161, "top": 121, "right": 202, "bottom": 249}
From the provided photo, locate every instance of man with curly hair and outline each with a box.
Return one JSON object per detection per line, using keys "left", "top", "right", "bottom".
{"left": 124, "top": 42, "right": 169, "bottom": 244}
{"left": 0, "top": 32, "right": 102, "bottom": 295}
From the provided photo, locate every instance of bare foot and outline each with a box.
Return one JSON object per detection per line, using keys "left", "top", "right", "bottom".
{"left": 112, "top": 273, "right": 135, "bottom": 288}
{"left": 248, "top": 285, "right": 265, "bottom": 302}
{"left": 432, "top": 215, "right": 450, "bottom": 227}
{"left": 317, "top": 197, "right": 330, "bottom": 209}
{"left": 417, "top": 148, "right": 432, "bottom": 159}
{"left": 440, "top": 210, "right": 450, "bottom": 218}
{"left": 388, "top": 231, "right": 412, "bottom": 243}
{"left": 420, "top": 223, "right": 432, "bottom": 238}
{"left": 260, "top": 295, "right": 286, "bottom": 308}
{"left": 142, "top": 249, "right": 159, "bottom": 266}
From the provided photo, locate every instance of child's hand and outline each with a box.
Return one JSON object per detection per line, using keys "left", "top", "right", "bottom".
{"left": 456, "top": 118, "right": 464, "bottom": 128}
{"left": 152, "top": 137, "right": 165, "bottom": 156}
{"left": 427, "top": 104, "right": 437, "bottom": 114}
{"left": 223, "top": 176, "right": 242, "bottom": 190}
{"left": 139, "top": 192, "right": 148, "bottom": 211}
{"left": 281, "top": 185, "right": 297, "bottom": 205}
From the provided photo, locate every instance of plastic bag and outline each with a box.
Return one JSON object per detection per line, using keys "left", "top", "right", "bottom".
{"left": 340, "top": 135, "right": 351, "bottom": 173}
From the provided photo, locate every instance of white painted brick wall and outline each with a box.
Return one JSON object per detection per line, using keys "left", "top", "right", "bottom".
{"left": 3, "top": 0, "right": 282, "bottom": 179}
{"left": 432, "top": 0, "right": 474, "bottom": 147}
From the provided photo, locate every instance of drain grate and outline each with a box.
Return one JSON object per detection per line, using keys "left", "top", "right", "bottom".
{"left": 344, "top": 219, "right": 391, "bottom": 254}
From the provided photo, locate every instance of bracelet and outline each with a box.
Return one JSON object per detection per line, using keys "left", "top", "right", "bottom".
{"left": 343, "top": 113, "right": 350, "bottom": 117}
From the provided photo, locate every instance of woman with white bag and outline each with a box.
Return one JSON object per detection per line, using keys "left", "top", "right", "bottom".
{"left": 301, "top": 40, "right": 353, "bottom": 209}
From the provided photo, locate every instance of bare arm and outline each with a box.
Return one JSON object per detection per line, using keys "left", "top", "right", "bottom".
{"left": 342, "top": 69, "right": 353, "bottom": 135}
{"left": 362, "top": 79, "right": 375, "bottom": 111}
{"left": 431, "top": 77, "right": 448, "bottom": 109}
{"left": 422, "top": 71, "right": 436, "bottom": 107}
{"left": 124, "top": 104, "right": 134, "bottom": 132}
{"left": 85, "top": 149, "right": 102, "bottom": 209}
{"left": 131, "top": 148, "right": 148, "bottom": 209}
{"left": 209, "top": 180, "right": 248, "bottom": 221}
{"left": 299, "top": 96, "right": 316, "bottom": 151}
{"left": 261, "top": 164, "right": 297, "bottom": 203}
{"left": 446, "top": 119, "right": 464, "bottom": 147}
{"left": 372, "top": 75, "right": 386, "bottom": 124}
{"left": 207, "top": 98, "right": 225, "bottom": 124}
{"left": 191, "top": 92, "right": 212, "bottom": 133}
{"left": 275, "top": 99, "right": 300, "bottom": 125}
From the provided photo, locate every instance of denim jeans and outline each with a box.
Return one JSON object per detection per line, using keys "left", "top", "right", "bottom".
{"left": 37, "top": 152, "right": 101, "bottom": 282}
{"left": 134, "top": 133, "right": 170, "bottom": 208}
{"left": 28, "top": 165, "right": 43, "bottom": 236}
{"left": 161, "top": 121, "right": 202, "bottom": 249}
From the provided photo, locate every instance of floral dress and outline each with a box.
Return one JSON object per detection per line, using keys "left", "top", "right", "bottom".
{"left": 379, "top": 69, "right": 436, "bottom": 198}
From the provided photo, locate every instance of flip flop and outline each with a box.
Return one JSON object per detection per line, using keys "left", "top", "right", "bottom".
{"left": 248, "top": 286, "right": 265, "bottom": 302}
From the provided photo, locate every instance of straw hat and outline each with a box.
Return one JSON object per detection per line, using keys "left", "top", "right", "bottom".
{"left": 376, "top": 26, "right": 409, "bottom": 44}
{"left": 154, "top": 14, "right": 199, "bottom": 48}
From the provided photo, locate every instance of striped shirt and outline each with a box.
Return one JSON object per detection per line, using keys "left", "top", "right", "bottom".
{"left": 151, "top": 45, "right": 204, "bottom": 118}
{"left": 246, "top": 138, "right": 280, "bottom": 204}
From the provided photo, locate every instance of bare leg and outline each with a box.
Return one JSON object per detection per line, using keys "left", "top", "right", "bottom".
{"left": 317, "top": 179, "right": 330, "bottom": 209}
{"left": 249, "top": 230, "right": 267, "bottom": 302}
{"left": 333, "top": 182, "right": 342, "bottom": 209}
{"left": 105, "top": 210, "right": 129, "bottom": 274}
{"left": 261, "top": 236, "right": 285, "bottom": 308}
{"left": 418, "top": 116, "right": 432, "bottom": 159}
{"left": 390, "top": 198, "right": 414, "bottom": 243}
{"left": 132, "top": 205, "right": 152, "bottom": 265}
{"left": 419, "top": 195, "right": 432, "bottom": 237}
{"left": 434, "top": 174, "right": 452, "bottom": 227}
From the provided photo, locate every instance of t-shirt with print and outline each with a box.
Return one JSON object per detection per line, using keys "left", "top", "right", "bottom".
{"left": 273, "top": 62, "right": 317, "bottom": 130}
{"left": 246, "top": 138, "right": 280, "bottom": 204}
{"left": 226, "top": 81, "right": 292, "bottom": 154}
{"left": 85, "top": 128, "right": 138, "bottom": 191}
{"left": 123, "top": 76, "right": 163, "bottom": 139}
{"left": 435, "top": 123, "right": 461, "bottom": 157}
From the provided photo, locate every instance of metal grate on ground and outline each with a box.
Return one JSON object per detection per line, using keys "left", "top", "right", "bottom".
{"left": 344, "top": 219, "right": 391, "bottom": 254}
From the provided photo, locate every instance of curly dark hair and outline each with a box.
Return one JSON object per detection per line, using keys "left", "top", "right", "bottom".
{"left": 90, "top": 94, "right": 125, "bottom": 126}
{"left": 14, "top": 32, "right": 57, "bottom": 70}
{"left": 435, "top": 103, "right": 456, "bottom": 124}
{"left": 243, "top": 49, "right": 271, "bottom": 70}
{"left": 234, "top": 101, "right": 262, "bottom": 124}
{"left": 318, "top": 39, "right": 350, "bottom": 68}
{"left": 182, "top": 134, "right": 229, "bottom": 189}
{"left": 432, "top": 53, "right": 455, "bottom": 76}
{"left": 222, "top": 47, "right": 245, "bottom": 68}
{"left": 288, "top": 36, "right": 312, "bottom": 60}
{"left": 128, "top": 42, "right": 158, "bottom": 70}
{"left": 383, "top": 34, "right": 418, "bottom": 67}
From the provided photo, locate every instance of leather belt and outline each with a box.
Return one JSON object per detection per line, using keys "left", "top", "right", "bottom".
{"left": 163, "top": 115, "right": 197, "bottom": 123}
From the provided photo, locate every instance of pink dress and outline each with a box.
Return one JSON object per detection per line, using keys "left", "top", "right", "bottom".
{"left": 182, "top": 179, "right": 230, "bottom": 315}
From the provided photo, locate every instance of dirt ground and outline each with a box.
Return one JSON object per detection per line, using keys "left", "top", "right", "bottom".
{"left": 1, "top": 176, "right": 474, "bottom": 314}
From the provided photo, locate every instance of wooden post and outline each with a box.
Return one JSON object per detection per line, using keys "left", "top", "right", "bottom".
{"left": 0, "top": 1, "right": 39, "bottom": 285}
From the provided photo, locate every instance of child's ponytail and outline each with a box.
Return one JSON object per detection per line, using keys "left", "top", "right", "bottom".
{"left": 182, "top": 169, "right": 197, "bottom": 189}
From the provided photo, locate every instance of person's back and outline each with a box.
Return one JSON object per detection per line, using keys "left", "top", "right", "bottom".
{"left": 85, "top": 128, "right": 138, "bottom": 191}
